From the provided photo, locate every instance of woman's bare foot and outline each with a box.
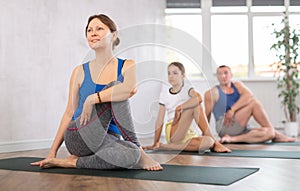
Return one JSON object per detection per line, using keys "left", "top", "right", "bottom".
{"left": 273, "top": 131, "right": 296, "bottom": 142}
{"left": 219, "top": 134, "right": 233, "bottom": 144}
{"left": 211, "top": 141, "right": 231, "bottom": 153}
{"left": 134, "top": 147, "right": 163, "bottom": 171}
{"left": 32, "top": 155, "right": 78, "bottom": 169}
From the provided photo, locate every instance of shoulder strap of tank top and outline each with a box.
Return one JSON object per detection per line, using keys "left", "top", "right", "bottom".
{"left": 216, "top": 85, "right": 223, "bottom": 95}
{"left": 82, "top": 62, "right": 93, "bottom": 82}
{"left": 231, "top": 82, "right": 239, "bottom": 93}
{"left": 117, "top": 58, "right": 126, "bottom": 82}
{"left": 117, "top": 58, "right": 126, "bottom": 76}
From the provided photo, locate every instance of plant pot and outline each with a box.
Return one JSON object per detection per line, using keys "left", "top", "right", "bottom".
{"left": 284, "top": 122, "right": 299, "bottom": 137}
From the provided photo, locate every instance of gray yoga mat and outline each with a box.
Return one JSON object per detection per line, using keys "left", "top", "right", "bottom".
{"left": 0, "top": 157, "right": 259, "bottom": 186}
{"left": 146, "top": 149, "right": 300, "bottom": 159}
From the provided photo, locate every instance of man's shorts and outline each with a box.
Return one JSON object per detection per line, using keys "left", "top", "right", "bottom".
{"left": 165, "top": 120, "right": 198, "bottom": 144}
{"left": 216, "top": 116, "right": 250, "bottom": 137}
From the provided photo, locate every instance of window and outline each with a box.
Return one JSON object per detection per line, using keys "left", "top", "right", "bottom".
{"left": 165, "top": 0, "right": 300, "bottom": 79}
{"left": 165, "top": 14, "right": 203, "bottom": 79}
{"left": 166, "top": 15, "right": 202, "bottom": 42}
{"left": 253, "top": 16, "right": 282, "bottom": 77}
{"left": 211, "top": 15, "right": 248, "bottom": 77}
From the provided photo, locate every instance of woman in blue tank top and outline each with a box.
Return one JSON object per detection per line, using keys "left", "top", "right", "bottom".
{"left": 71, "top": 58, "right": 126, "bottom": 135}
{"left": 31, "top": 14, "right": 162, "bottom": 171}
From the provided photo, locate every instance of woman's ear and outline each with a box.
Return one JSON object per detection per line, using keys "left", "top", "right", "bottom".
{"left": 112, "top": 31, "right": 118, "bottom": 42}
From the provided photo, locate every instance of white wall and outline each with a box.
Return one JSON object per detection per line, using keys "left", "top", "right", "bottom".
{"left": 242, "top": 80, "right": 300, "bottom": 129}
{"left": 0, "top": 0, "right": 165, "bottom": 152}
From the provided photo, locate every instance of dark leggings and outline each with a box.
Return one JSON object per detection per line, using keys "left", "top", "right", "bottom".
{"left": 64, "top": 82, "right": 141, "bottom": 169}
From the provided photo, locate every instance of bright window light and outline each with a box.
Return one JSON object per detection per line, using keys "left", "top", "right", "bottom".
{"left": 211, "top": 15, "right": 248, "bottom": 78}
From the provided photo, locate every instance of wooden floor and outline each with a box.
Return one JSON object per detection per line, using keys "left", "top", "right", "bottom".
{"left": 1, "top": 138, "right": 300, "bottom": 191}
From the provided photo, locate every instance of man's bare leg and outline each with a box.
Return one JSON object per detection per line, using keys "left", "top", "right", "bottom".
{"left": 273, "top": 130, "right": 296, "bottom": 142}
{"left": 222, "top": 99, "right": 295, "bottom": 143}
{"left": 220, "top": 127, "right": 275, "bottom": 143}
{"left": 221, "top": 99, "right": 275, "bottom": 143}
{"left": 245, "top": 100, "right": 295, "bottom": 142}
{"left": 234, "top": 99, "right": 271, "bottom": 128}
{"left": 221, "top": 129, "right": 296, "bottom": 143}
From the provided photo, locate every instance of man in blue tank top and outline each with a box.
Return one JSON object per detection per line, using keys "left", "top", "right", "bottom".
{"left": 204, "top": 65, "right": 295, "bottom": 143}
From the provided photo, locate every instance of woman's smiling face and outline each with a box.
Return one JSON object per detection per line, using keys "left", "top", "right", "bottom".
{"left": 86, "top": 18, "right": 113, "bottom": 50}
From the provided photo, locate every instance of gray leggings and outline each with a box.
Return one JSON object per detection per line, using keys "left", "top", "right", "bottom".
{"left": 64, "top": 82, "right": 141, "bottom": 169}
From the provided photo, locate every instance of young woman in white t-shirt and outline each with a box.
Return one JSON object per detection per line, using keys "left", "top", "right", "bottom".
{"left": 144, "top": 62, "right": 231, "bottom": 153}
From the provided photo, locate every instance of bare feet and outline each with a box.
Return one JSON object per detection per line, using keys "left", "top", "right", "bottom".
{"left": 134, "top": 147, "right": 163, "bottom": 171}
{"left": 219, "top": 134, "right": 233, "bottom": 144}
{"left": 211, "top": 141, "right": 231, "bottom": 153}
{"left": 273, "top": 131, "right": 296, "bottom": 142}
{"left": 31, "top": 155, "right": 78, "bottom": 168}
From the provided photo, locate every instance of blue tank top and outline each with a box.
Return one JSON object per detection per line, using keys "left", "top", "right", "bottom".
{"left": 72, "top": 58, "right": 125, "bottom": 135}
{"left": 212, "top": 82, "right": 240, "bottom": 121}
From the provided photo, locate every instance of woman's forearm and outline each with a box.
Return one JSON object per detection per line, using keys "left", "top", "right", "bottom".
{"left": 49, "top": 112, "right": 72, "bottom": 157}
{"left": 88, "top": 83, "right": 135, "bottom": 104}
{"left": 153, "top": 124, "right": 163, "bottom": 144}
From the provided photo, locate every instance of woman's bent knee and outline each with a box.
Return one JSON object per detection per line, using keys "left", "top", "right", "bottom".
{"left": 116, "top": 140, "right": 141, "bottom": 168}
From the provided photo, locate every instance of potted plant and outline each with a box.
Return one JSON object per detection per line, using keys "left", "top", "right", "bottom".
{"left": 270, "top": 12, "right": 300, "bottom": 136}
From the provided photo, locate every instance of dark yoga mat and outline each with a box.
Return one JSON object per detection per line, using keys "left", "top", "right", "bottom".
{"left": 146, "top": 149, "right": 300, "bottom": 159}
{"left": 0, "top": 157, "right": 259, "bottom": 186}
{"left": 267, "top": 142, "right": 300, "bottom": 146}
{"left": 226, "top": 141, "right": 300, "bottom": 146}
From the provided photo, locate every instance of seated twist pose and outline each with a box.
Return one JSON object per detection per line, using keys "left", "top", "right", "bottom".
{"left": 204, "top": 65, "right": 295, "bottom": 143}
{"left": 31, "top": 14, "right": 162, "bottom": 171}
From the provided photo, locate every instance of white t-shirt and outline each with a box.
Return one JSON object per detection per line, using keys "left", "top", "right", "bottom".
{"left": 159, "top": 82, "right": 193, "bottom": 121}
